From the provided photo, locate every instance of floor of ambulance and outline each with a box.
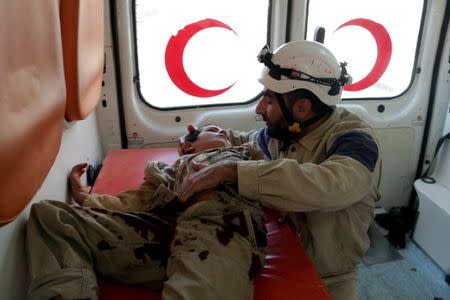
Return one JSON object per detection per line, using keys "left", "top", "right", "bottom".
{"left": 357, "top": 224, "right": 450, "bottom": 300}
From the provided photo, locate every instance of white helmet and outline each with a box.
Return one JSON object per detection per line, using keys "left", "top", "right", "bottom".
{"left": 257, "top": 40, "right": 351, "bottom": 106}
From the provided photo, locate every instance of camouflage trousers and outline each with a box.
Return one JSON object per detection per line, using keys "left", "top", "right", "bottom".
{"left": 26, "top": 197, "right": 266, "bottom": 300}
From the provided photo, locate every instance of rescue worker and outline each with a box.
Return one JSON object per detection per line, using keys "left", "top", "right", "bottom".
{"left": 26, "top": 125, "right": 266, "bottom": 300}
{"left": 178, "top": 40, "right": 382, "bottom": 300}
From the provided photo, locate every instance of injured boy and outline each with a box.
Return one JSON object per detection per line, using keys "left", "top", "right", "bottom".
{"left": 26, "top": 125, "right": 267, "bottom": 300}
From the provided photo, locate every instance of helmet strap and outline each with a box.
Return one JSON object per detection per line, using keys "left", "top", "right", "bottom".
{"left": 275, "top": 93, "right": 333, "bottom": 134}
{"left": 300, "top": 106, "right": 333, "bottom": 128}
{"left": 275, "top": 93, "right": 300, "bottom": 133}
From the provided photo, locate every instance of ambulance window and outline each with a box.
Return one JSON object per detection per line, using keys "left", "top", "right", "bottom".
{"left": 134, "top": 0, "right": 269, "bottom": 109}
{"left": 307, "top": 0, "right": 424, "bottom": 99}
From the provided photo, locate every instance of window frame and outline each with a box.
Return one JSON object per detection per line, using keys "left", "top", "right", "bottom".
{"left": 131, "top": 0, "right": 273, "bottom": 111}
{"left": 303, "top": 0, "right": 428, "bottom": 101}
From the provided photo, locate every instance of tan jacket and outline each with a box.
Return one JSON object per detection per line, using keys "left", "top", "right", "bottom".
{"left": 232, "top": 107, "right": 381, "bottom": 278}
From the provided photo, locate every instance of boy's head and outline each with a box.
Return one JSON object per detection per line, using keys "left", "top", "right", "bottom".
{"left": 178, "top": 124, "right": 231, "bottom": 155}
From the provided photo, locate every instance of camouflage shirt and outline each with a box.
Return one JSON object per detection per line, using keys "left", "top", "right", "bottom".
{"left": 82, "top": 144, "right": 263, "bottom": 219}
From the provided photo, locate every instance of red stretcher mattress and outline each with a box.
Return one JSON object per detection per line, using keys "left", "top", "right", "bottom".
{"left": 92, "top": 149, "right": 331, "bottom": 300}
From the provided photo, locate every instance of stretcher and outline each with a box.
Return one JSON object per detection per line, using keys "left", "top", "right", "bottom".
{"left": 92, "top": 149, "right": 332, "bottom": 300}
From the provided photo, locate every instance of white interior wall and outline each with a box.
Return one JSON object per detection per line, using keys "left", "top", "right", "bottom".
{"left": 0, "top": 113, "right": 103, "bottom": 299}
{"left": 444, "top": 102, "right": 450, "bottom": 135}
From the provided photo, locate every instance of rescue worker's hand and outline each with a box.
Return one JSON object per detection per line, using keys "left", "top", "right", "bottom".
{"left": 178, "top": 160, "right": 238, "bottom": 203}
{"left": 69, "top": 163, "right": 91, "bottom": 205}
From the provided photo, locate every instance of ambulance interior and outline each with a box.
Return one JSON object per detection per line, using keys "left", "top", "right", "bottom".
{"left": 1, "top": 0, "right": 450, "bottom": 299}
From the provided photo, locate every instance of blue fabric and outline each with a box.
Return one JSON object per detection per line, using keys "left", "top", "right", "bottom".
{"left": 256, "top": 128, "right": 272, "bottom": 160}
{"left": 328, "top": 131, "right": 379, "bottom": 172}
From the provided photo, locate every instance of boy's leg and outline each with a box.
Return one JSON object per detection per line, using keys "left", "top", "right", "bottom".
{"left": 162, "top": 212, "right": 265, "bottom": 300}
{"left": 26, "top": 200, "right": 175, "bottom": 300}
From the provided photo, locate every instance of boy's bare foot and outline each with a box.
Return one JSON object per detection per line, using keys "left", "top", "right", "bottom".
{"left": 69, "top": 163, "right": 91, "bottom": 205}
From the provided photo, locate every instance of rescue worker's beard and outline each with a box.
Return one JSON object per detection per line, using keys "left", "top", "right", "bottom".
{"left": 267, "top": 127, "right": 303, "bottom": 143}
{"left": 264, "top": 117, "right": 301, "bottom": 142}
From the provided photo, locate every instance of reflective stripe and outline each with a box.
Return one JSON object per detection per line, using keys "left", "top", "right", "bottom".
{"left": 328, "top": 131, "right": 378, "bottom": 172}
{"left": 256, "top": 128, "right": 272, "bottom": 160}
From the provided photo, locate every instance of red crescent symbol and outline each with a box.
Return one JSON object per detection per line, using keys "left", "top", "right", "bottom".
{"left": 165, "top": 19, "right": 237, "bottom": 98}
{"left": 336, "top": 18, "right": 392, "bottom": 91}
